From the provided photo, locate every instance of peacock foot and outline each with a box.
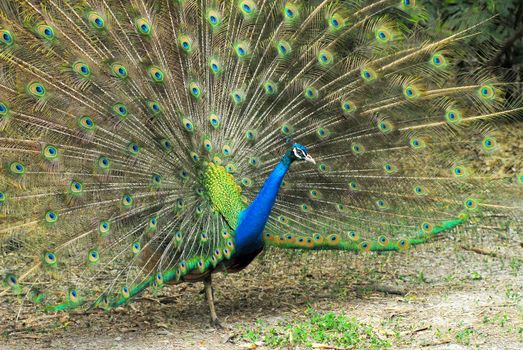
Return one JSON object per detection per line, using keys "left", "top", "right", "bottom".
{"left": 210, "top": 317, "right": 224, "bottom": 330}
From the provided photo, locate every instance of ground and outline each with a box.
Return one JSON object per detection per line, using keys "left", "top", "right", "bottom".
{"left": 1, "top": 228, "right": 522, "bottom": 350}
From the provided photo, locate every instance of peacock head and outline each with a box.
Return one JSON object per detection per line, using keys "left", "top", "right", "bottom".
{"left": 291, "top": 143, "right": 315, "bottom": 164}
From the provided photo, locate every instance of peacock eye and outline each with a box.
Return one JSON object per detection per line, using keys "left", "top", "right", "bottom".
{"left": 295, "top": 149, "right": 305, "bottom": 158}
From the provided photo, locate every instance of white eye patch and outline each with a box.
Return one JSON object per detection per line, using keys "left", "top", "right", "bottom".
{"left": 293, "top": 148, "right": 305, "bottom": 159}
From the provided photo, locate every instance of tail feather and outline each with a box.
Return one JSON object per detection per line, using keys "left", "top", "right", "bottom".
{"left": 264, "top": 217, "right": 466, "bottom": 252}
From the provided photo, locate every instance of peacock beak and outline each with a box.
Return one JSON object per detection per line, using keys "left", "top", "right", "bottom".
{"left": 304, "top": 154, "right": 316, "bottom": 164}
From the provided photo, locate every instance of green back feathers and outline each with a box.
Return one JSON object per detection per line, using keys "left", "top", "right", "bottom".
{"left": 204, "top": 163, "right": 246, "bottom": 229}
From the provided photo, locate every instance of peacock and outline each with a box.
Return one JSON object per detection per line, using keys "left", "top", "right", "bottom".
{"left": 0, "top": 0, "right": 522, "bottom": 328}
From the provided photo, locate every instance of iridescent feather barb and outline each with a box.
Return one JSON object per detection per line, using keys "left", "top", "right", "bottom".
{"left": 0, "top": 0, "right": 522, "bottom": 326}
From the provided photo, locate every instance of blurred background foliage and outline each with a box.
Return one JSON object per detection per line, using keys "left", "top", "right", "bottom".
{"left": 426, "top": 0, "right": 523, "bottom": 77}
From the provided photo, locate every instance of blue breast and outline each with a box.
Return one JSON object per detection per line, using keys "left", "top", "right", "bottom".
{"left": 233, "top": 158, "right": 291, "bottom": 255}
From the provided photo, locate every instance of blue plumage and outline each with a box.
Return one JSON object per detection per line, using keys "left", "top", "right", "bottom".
{"left": 236, "top": 144, "right": 312, "bottom": 254}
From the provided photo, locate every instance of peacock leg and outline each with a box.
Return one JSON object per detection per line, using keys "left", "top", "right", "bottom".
{"left": 204, "top": 275, "right": 222, "bottom": 329}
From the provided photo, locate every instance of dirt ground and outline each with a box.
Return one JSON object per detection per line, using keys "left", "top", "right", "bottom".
{"left": 1, "top": 228, "right": 522, "bottom": 350}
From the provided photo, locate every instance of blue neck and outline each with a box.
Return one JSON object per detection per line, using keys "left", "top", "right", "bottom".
{"left": 234, "top": 152, "right": 293, "bottom": 255}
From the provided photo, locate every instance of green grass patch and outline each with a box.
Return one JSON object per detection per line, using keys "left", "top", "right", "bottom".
{"left": 455, "top": 326, "right": 475, "bottom": 345}
{"left": 509, "top": 257, "right": 522, "bottom": 274}
{"left": 238, "top": 308, "right": 391, "bottom": 349}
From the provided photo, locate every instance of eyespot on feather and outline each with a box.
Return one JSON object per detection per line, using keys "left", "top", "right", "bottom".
{"left": 72, "top": 61, "right": 92, "bottom": 78}
{"left": 111, "top": 63, "right": 128, "bottom": 79}
{"left": 9, "top": 162, "right": 26, "bottom": 175}
{"left": 239, "top": 0, "right": 257, "bottom": 17}
{"left": 348, "top": 231, "right": 359, "bottom": 241}
{"left": 36, "top": 24, "right": 55, "bottom": 41}
{"left": 359, "top": 241, "right": 372, "bottom": 252}
{"left": 317, "top": 49, "right": 334, "bottom": 66}
{"left": 87, "top": 12, "right": 106, "bottom": 30}
{"left": 134, "top": 18, "right": 152, "bottom": 36}
{"left": 122, "top": 194, "right": 133, "bottom": 208}
{"left": 329, "top": 13, "right": 347, "bottom": 31}
{"left": 397, "top": 239, "right": 409, "bottom": 251}
{"left": 0, "top": 29, "right": 14, "bottom": 46}
{"left": 207, "top": 9, "right": 222, "bottom": 27}
{"left": 99, "top": 220, "right": 111, "bottom": 237}
{"left": 377, "top": 235, "right": 389, "bottom": 246}
{"left": 178, "top": 34, "right": 194, "bottom": 53}
{"left": 127, "top": 142, "right": 140, "bottom": 156}
{"left": 148, "top": 66, "right": 165, "bottom": 83}
{"left": 360, "top": 67, "right": 377, "bottom": 82}
{"left": 304, "top": 86, "right": 319, "bottom": 100}
{"left": 283, "top": 3, "right": 300, "bottom": 22}
{"left": 27, "top": 82, "right": 46, "bottom": 98}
